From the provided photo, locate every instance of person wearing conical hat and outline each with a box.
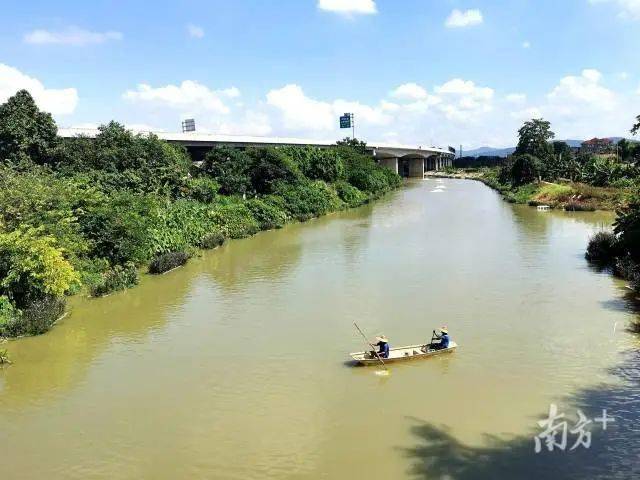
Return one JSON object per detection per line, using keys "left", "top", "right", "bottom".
{"left": 371, "top": 334, "right": 390, "bottom": 359}
{"left": 431, "top": 326, "right": 450, "bottom": 350}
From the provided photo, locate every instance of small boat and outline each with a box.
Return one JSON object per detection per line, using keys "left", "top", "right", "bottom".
{"left": 350, "top": 342, "right": 458, "bottom": 366}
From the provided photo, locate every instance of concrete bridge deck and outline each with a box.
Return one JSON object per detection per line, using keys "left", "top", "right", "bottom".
{"left": 58, "top": 128, "right": 455, "bottom": 178}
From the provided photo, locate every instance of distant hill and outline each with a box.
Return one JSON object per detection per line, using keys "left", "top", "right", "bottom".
{"left": 462, "top": 137, "right": 626, "bottom": 158}
{"left": 461, "top": 146, "right": 515, "bottom": 158}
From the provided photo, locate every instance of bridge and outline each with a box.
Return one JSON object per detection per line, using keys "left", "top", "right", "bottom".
{"left": 58, "top": 128, "right": 455, "bottom": 178}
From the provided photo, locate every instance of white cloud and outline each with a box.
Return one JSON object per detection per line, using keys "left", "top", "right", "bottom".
{"left": 266, "top": 84, "right": 390, "bottom": 132}
{"left": 589, "top": 0, "right": 640, "bottom": 20}
{"left": 123, "top": 80, "right": 240, "bottom": 114}
{"left": 380, "top": 100, "right": 401, "bottom": 112}
{"left": 506, "top": 93, "right": 527, "bottom": 103}
{"left": 510, "top": 107, "right": 543, "bottom": 121}
{"left": 114, "top": 68, "right": 638, "bottom": 150}
{"left": 24, "top": 27, "right": 122, "bottom": 46}
{"left": 435, "top": 79, "right": 493, "bottom": 99}
{"left": 516, "top": 69, "right": 634, "bottom": 141}
{"left": 390, "top": 83, "right": 428, "bottom": 101}
{"left": 220, "top": 87, "right": 241, "bottom": 98}
{"left": 267, "top": 84, "right": 334, "bottom": 130}
{"left": 445, "top": 9, "right": 483, "bottom": 28}
{"left": 215, "top": 111, "right": 273, "bottom": 136}
{"left": 433, "top": 78, "right": 494, "bottom": 120}
{"left": 0, "top": 63, "right": 78, "bottom": 115}
{"left": 547, "top": 69, "right": 616, "bottom": 112}
{"left": 522, "top": 41, "right": 531, "bottom": 49}
{"left": 187, "top": 24, "right": 205, "bottom": 38}
{"left": 317, "top": 0, "right": 377, "bottom": 15}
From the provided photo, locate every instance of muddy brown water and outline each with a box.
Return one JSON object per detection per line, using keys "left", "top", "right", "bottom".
{"left": 1, "top": 179, "right": 637, "bottom": 479}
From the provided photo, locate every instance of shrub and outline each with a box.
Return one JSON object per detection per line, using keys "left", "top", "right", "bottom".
{"left": 0, "top": 165, "right": 97, "bottom": 264}
{"left": 613, "top": 255, "right": 640, "bottom": 292}
{"left": 200, "top": 230, "right": 225, "bottom": 249}
{"left": 509, "top": 154, "right": 542, "bottom": 186}
{"left": 149, "top": 200, "right": 216, "bottom": 254}
{"left": 148, "top": 251, "right": 190, "bottom": 274}
{"left": 0, "top": 228, "right": 80, "bottom": 308}
{"left": 304, "top": 148, "right": 344, "bottom": 182}
{"left": 90, "top": 262, "right": 138, "bottom": 297}
{"left": 565, "top": 200, "right": 595, "bottom": 212}
{"left": 81, "top": 191, "right": 159, "bottom": 265}
{"left": 210, "top": 203, "right": 260, "bottom": 238}
{"left": 614, "top": 191, "right": 640, "bottom": 263}
{"left": 0, "top": 296, "right": 18, "bottom": 329}
{"left": 339, "top": 146, "right": 399, "bottom": 193}
{"left": 273, "top": 180, "right": 344, "bottom": 220}
{"left": 0, "top": 296, "right": 65, "bottom": 337}
{"left": 585, "top": 231, "right": 619, "bottom": 266}
{"left": 246, "top": 198, "right": 288, "bottom": 230}
{"left": 335, "top": 180, "right": 368, "bottom": 207}
{"left": 202, "top": 147, "right": 252, "bottom": 195}
{"left": 379, "top": 166, "right": 403, "bottom": 190}
{"left": 180, "top": 176, "right": 220, "bottom": 203}
{"left": 0, "top": 348, "right": 10, "bottom": 364}
{"left": 248, "top": 147, "right": 302, "bottom": 194}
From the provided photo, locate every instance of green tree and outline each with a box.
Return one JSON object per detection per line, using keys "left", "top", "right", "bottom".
{"left": 202, "top": 146, "right": 252, "bottom": 195}
{"left": 509, "top": 154, "right": 542, "bottom": 186}
{"left": 0, "top": 90, "right": 58, "bottom": 165}
{"left": 80, "top": 191, "right": 159, "bottom": 264}
{"left": 632, "top": 115, "right": 640, "bottom": 136}
{"left": 336, "top": 137, "right": 367, "bottom": 154}
{"left": 617, "top": 139, "right": 633, "bottom": 162}
{"left": 549, "top": 141, "right": 575, "bottom": 179}
{"left": 515, "top": 119, "right": 555, "bottom": 165}
{"left": 248, "top": 147, "right": 302, "bottom": 194}
{"left": 614, "top": 190, "right": 640, "bottom": 263}
{"left": 0, "top": 228, "right": 79, "bottom": 308}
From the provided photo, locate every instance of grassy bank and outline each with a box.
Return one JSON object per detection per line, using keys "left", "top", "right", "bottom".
{"left": 441, "top": 167, "right": 630, "bottom": 211}
{"left": 0, "top": 91, "right": 401, "bottom": 339}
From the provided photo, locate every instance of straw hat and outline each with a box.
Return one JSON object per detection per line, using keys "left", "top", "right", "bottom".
{"left": 440, "top": 326, "right": 448, "bottom": 334}
{"left": 376, "top": 335, "right": 389, "bottom": 343}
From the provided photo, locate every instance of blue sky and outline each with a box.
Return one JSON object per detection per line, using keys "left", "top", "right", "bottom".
{"left": 1, "top": 0, "right": 639, "bottom": 148}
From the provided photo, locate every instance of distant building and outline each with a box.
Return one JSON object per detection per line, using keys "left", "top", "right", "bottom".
{"left": 581, "top": 138, "right": 612, "bottom": 154}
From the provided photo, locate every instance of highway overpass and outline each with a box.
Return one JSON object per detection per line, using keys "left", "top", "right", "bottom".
{"left": 58, "top": 128, "right": 455, "bottom": 178}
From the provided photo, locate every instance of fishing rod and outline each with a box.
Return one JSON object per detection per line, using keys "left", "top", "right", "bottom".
{"left": 353, "top": 322, "right": 388, "bottom": 370}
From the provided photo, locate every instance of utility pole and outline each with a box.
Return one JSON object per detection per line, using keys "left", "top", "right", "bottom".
{"left": 351, "top": 113, "right": 355, "bottom": 140}
{"left": 459, "top": 144, "right": 463, "bottom": 159}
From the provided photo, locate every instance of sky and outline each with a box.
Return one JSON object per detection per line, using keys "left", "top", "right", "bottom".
{"left": 0, "top": 0, "right": 639, "bottom": 149}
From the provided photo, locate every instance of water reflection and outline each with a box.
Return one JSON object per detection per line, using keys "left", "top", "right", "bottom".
{"left": 404, "top": 350, "right": 640, "bottom": 480}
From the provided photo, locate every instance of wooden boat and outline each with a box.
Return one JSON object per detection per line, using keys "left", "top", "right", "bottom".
{"left": 350, "top": 342, "right": 458, "bottom": 366}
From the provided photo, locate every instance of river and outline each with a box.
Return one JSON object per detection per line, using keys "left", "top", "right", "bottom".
{"left": 1, "top": 179, "right": 639, "bottom": 479}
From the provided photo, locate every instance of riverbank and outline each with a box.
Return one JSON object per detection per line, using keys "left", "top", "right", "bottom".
{"left": 428, "top": 168, "right": 630, "bottom": 211}
{"left": 0, "top": 92, "right": 402, "bottom": 340}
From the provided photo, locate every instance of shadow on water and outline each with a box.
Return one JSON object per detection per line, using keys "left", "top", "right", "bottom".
{"left": 402, "top": 350, "right": 640, "bottom": 480}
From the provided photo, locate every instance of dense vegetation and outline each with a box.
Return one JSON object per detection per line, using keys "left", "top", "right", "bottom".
{"left": 462, "top": 118, "right": 639, "bottom": 211}
{"left": 0, "top": 90, "right": 400, "bottom": 338}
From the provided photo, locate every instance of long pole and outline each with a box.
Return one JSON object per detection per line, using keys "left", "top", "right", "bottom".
{"left": 352, "top": 113, "right": 355, "bottom": 140}
{"left": 353, "top": 322, "right": 387, "bottom": 369}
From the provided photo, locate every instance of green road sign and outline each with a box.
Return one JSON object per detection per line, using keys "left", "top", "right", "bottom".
{"left": 340, "top": 114, "right": 352, "bottom": 129}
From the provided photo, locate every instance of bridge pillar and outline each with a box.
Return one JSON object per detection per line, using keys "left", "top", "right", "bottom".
{"left": 379, "top": 157, "right": 398, "bottom": 174}
{"left": 408, "top": 158, "right": 425, "bottom": 177}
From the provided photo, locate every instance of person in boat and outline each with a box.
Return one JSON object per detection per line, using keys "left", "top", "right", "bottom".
{"left": 370, "top": 335, "right": 390, "bottom": 359}
{"left": 431, "top": 327, "right": 450, "bottom": 350}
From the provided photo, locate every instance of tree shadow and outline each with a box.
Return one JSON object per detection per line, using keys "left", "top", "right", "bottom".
{"left": 403, "top": 350, "right": 640, "bottom": 480}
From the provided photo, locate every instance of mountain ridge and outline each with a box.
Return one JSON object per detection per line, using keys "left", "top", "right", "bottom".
{"left": 462, "top": 137, "right": 626, "bottom": 158}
